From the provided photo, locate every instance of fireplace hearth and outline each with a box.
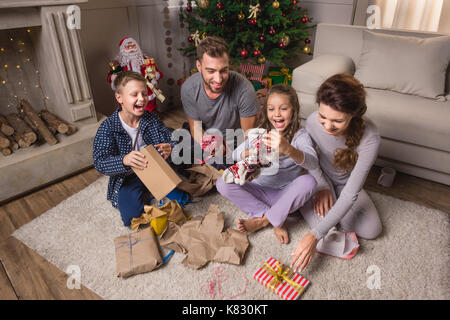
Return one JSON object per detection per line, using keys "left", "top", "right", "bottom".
{"left": 0, "top": 1, "right": 104, "bottom": 203}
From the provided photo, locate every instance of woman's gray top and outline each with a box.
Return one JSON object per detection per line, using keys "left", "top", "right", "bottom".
{"left": 306, "top": 111, "right": 380, "bottom": 240}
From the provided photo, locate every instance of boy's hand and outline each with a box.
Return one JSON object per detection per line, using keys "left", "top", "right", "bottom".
{"left": 123, "top": 150, "right": 147, "bottom": 170}
{"left": 154, "top": 143, "right": 172, "bottom": 160}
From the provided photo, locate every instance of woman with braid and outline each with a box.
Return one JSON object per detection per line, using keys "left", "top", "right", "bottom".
{"left": 291, "top": 73, "right": 382, "bottom": 272}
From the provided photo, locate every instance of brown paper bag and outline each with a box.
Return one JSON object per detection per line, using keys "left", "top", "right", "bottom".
{"left": 114, "top": 227, "right": 162, "bottom": 278}
{"left": 177, "top": 163, "right": 223, "bottom": 197}
{"left": 132, "top": 145, "right": 182, "bottom": 200}
{"left": 159, "top": 204, "right": 249, "bottom": 269}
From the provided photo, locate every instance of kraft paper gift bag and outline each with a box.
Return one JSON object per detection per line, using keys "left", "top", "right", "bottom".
{"left": 114, "top": 227, "right": 162, "bottom": 278}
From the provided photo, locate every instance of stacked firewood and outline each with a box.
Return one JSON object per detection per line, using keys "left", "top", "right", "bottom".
{"left": 0, "top": 99, "right": 77, "bottom": 156}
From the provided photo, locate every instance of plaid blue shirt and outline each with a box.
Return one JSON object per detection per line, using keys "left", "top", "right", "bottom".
{"left": 93, "top": 108, "right": 176, "bottom": 208}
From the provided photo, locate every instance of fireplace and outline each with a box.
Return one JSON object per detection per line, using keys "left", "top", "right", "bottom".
{"left": 0, "top": 0, "right": 103, "bottom": 203}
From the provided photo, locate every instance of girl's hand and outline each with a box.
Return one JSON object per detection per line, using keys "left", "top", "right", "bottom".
{"left": 262, "top": 130, "right": 291, "bottom": 155}
{"left": 290, "top": 232, "right": 318, "bottom": 272}
{"left": 313, "top": 189, "right": 334, "bottom": 217}
{"left": 123, "top": 150, "right": 147, "bottom": 170}
{"left": 154, "top": 143, "right": 172, "bottom": 160}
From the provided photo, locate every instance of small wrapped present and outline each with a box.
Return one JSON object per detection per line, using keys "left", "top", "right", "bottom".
{"left": 253, "top": 257, "right": 310, "bottom": 300}
{"left": 268, "top": 67, "right": 293, "bottom": 86}
{"left": 114, "top": 227, "right": 162, "bottom": 278}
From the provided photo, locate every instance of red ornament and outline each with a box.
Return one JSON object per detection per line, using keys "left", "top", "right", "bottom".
{"left": 293, "top": 0, "right": 297, "bottom": 4}
{"left": 186, "top": 4, "right": 192, "bottom": 12}
{"left": 217, "top": 2, "right": 224, "bottom": 10}
{"left": 268, "top": 28, "right": 276, "bottom": 36}
{"left": 301, "top": 16, "right": 309, "bottom": 23}
{"left": 219, "top": 17, "right": 226, "bottom": 24}
{"left": 305, "top": 37, "right": 311, "bottom": 44}
{"left": 259, "top": 35, "right": 266, "bottom": 41}
{"left": 188, "top": 36, "right": 193, "bottom": 42}
{"left": 279, "top": 42, "right": 285, "bottom": 49}
{"left": 240, "top": 49, "right": 248, "bottom": 57}
{"left": 253, "top": 49, "right": 261, "bottom": 57}
{"left": 249, "top": 18, "right": 257, "bottom": 25}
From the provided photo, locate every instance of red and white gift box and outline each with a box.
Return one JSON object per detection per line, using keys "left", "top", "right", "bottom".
{"left": 253, "top": 257, "right": 310, "bottom": 300}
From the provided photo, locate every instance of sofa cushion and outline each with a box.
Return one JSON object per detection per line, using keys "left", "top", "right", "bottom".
{"left": 292, "top": 54, "right": 355, "bottom": 96}
{"left": 365, "top": 88, "right": 450, "bottom": 152}
{"left": 355, "top": 31, "right": 450, "bottom": 100}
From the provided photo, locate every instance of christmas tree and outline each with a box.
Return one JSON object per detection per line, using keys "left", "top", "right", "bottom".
{"left": 179, "top": 0, "right": 315, "bottom": 66}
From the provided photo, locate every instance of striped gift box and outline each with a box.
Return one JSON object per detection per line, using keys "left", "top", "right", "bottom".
{"left": 253, "top": 257, "right": 310, "bottom": 300}
{"left": 239, "top": 63, "right": 265, "bottom": 81}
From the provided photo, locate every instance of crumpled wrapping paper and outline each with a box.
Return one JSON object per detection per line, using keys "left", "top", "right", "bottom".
{"left": 177, "top": 163, "right": 223, "bottom": 197}
{"left": 130, "top": 200, "right": 189, "bottom": 233}
{"left": 159, "top": 204, "right": 249, "bottom": 269}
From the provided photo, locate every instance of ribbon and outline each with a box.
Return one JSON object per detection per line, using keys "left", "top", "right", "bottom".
{"left": 268, "top": 68, "right": 293, "bottom": 85}
{"left": 262, "top": 261, "right": 304, "bottom": 294}
{"left": 248, "top": 3, "right": 260, "bottom": 19}
{"left": 190, "top": 30, "right": 201, "bottom": 47}
{"left": 115, "top": 234, "right": 153, "bottom": 276}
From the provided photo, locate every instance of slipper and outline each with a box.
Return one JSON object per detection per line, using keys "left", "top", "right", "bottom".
{"left": 315, "top": 229, "right": 359, "bottom": 260}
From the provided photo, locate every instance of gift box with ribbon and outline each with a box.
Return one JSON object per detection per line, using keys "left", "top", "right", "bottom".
{"left": 114, "top": 227, "right": 162, "bottom": 278}
{"left": 253, "top": 257, "right": 310, "bottom": 300}
{"left": 268, "top": 67, "right": 293, "bottom": 86}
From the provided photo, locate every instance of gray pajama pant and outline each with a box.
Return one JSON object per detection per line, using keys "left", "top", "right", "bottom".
{"left": 216, "top": 174, "right": 317, "bottom": 228}
{"left": 300, "top": 185, "right": 383, "bottom": 240}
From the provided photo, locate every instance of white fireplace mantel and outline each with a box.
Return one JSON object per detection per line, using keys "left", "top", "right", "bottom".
{"left": 0, "top": 0, "right": 103, "bottom": 203}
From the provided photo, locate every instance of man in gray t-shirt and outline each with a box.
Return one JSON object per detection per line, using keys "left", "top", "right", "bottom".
{"left": 180, "top": 36, "right": 259, "bottom": 165}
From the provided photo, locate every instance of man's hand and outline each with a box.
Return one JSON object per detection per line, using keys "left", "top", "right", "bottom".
{"left": 123, "top": 150, "right": 147, "bottom": 170}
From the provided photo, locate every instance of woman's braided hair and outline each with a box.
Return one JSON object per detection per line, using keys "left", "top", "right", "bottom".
{"left": 316, "top": 73, "right": 367, "bottom": 172}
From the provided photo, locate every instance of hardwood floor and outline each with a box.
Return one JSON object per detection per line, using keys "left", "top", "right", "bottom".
{"left": 0, "top": 106, "right": 448, "bottom": 300}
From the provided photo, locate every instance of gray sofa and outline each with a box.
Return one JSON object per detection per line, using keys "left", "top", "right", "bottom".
{"left": 292, "top": 23, "right": 450, "bottom": 185}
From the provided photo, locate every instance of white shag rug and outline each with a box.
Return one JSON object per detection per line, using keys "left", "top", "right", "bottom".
{"left": 13, "top": 176, "right": 450, "bottom": 300}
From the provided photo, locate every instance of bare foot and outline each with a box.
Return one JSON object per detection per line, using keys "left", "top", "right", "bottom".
{"left": 274, "top": 227, "right": 289, "bottom": 244}
{"left": 237, "top": 216, "right": 270, "bottom": 233}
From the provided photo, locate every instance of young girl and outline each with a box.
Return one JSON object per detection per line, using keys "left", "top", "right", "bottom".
{"left": 93, "top": 71, "right": 182, "bottom": 227}
{"left": 290, "top": 73, "right": 383, "bottom": 273}
{"left": 216, "top": 84, "right": 318, "bottom": 244}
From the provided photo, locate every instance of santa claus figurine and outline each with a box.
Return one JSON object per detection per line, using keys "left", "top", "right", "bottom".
{"left": 107, "top": 37, "right": 164, "bottom": 112}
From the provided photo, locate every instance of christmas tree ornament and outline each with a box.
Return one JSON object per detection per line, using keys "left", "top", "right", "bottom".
{"left": 201, "top": 31, "right": 207, "bottom": 39}
{"left": 238, "top": 11, "right": 245, "bottom": 20}
{"left": 186, "top": 2, "right": 192, "bottom": 12}
{"left": 217, "top": 1, "right": 224, "bottom": 10}
{"left": 272, "top": 1, "right": 280, "bottom": 9}
{"left": 302, "top": 45, "right": 311, "bottom": 54}
{"left": 279, "top": 42, "right": 285, "bottom": 49}
{"left": 257, "top": 56, "right": 266, "bottom": 64}
{"left": 198, "top": 0, "right": 210, "bottom": 9}
{"left": 240, "top": 49, "right": 249, "bottom": 58}
{"left": 248, "top": 3, "right": 260, "bottom": 20}
{"left": 191, "top": 30, "right": 201, "bottom": 46}
{"left": 301, "top": 16, "right": 309, "bottom": 23}
{"left": 281, "top": 34, "right": 290, "bottom": 46}
{"left": 259, "top": 34, "right": 266, "bottom": 41}
{"left": 305, "top": 37, "right": 311, "bottom": 44}
{"left": 253, "top": 48, "right": 261, "bottom": 57}
{"left": 268, "top": 28, "right": 276, "bottom": 36}
{"left": 249, "top": 18, "right": 257, "bottom": 25}
{"left": 219, "top": 17, "right": 226, "bottom": 24}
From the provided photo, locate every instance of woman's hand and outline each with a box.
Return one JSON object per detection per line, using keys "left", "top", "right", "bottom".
{"left": 290, "top": 232, "right": 318, "bottom": 272}
{"left": 154, "top": 143, "right": 172, "bottom": 160}
{"left": 123, "top": 150, "right": 147, "bottom": 170}
{"left": 313, "top": 189, "right": 334, "bottom": 217}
